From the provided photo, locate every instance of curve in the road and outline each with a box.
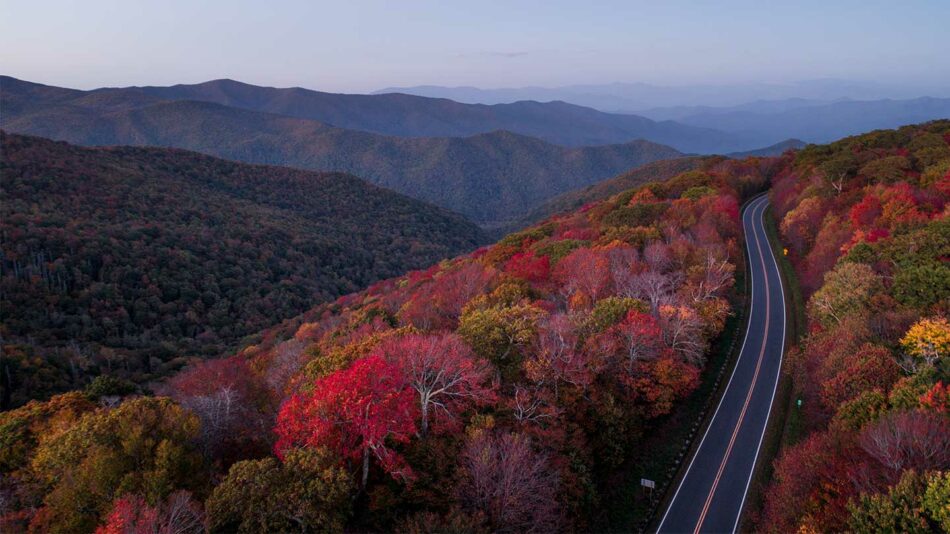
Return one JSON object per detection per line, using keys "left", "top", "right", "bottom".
{"left": 656, "top": 195, "right": 786, "bottom": 534}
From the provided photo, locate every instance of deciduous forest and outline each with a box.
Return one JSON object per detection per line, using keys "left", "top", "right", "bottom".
{"left": 2, "top": 121, "right": 947, "bottom": 533}
{"left": 761, "top": 121, "right": 950, "bottom": 532}
{"left": 0, "top": 152, "right": 767, "bottom": 532}
{"left": 3, "top": 2, "right": 949, "bottom": 532}
{"left": 0, "top": 133, "right": 486, "bottom": 408}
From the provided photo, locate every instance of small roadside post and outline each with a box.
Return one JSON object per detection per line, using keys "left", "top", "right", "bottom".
{"left": 641, "top": 478, "right": 655, "bottom": 497}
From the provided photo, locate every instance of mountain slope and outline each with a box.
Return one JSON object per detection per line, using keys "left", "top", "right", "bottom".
{"left": 2, "top": 78, "right": 684, "bottom": 227}
{"left": 0, "top": 132, "right": 487, "bottom": 405}
{"left": 1, "top": 75, "right": 753, "bottom": 153}
{"left": 0, "top": 144, "right": 766, "bottom": 532}
{"left": 726, "top": 138, "right": 806, "bottom": 158}
{"left": 761, "top": 120, "right": 950, "bottom": 532}
{"left": 509, "top": 155, "right": 719, "bottom": 231}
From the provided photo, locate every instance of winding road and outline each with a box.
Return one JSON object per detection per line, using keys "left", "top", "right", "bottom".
{"left": 657, "top": 195, "right": 786, "bottom": 534}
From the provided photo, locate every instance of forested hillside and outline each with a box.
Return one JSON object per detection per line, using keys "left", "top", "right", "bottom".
{"left": 1, "top": 75, "right": 752, "bottom": 153}
{"left": 0, "top": 155, "right": 768, "bottom": 532}
{"left": 761, "top": 121, "right": 950, "bottom": 531}
{"left": 1, "top": 78, "right": 684, "bottom": 227}
{"left": 512, "top": 156, "right": 718, "bottom": 230}
{"left": 0, "top": 133, "right": 486, "bottom": 408}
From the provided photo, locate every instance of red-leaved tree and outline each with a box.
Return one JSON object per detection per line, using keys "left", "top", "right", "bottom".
{"left": 274, "top": 355, "right": 417, "bottom": 489}
{"left": 399, "top": 262, "right": 497, "bottom": 331}
{"left": 504, "top": 251, "right": 551, "bottom": 285}
{"left": 372, "top": 333, "right": 496, "bottom": 435}
{"left": 920, "top": 381, "right": 949, "bottom": 413}
{"left": 610, "top": 309, "right": 666, "bottom": 371}
{"left": 761, "top": 431, "right": 857, "bottom": 533}
{"left": 96, "top": 491, "right": 203, "bottom": 534}
{"left": 96, "top": 495, "right": 158, "bottom": 534}
{"left": 818, "top": 343, "right": 900, "bottom": 411}
{"left": 628, "top": 357, "right": 699, "bottom": 417}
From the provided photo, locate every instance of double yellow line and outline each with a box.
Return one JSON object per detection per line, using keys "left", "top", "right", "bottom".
{"left": 692, "top": 197, "right": 773, "bottom": 533}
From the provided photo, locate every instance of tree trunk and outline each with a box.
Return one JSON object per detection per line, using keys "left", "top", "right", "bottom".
{"left": 1, "top": 360, "right": 12, "bottom": 410}
{"left": 361, "top": 447, "right": 370, "bottom": 490}
{"left": 421, "top": 401, "right": 429, "bottom": 436}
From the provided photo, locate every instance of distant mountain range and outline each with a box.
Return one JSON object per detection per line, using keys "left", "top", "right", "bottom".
{"left": 378, "top": 82, "right": 950, "bottom": 147}
{"left": 377, "top": 79, "right": 950, "bottom": 111}
{"left": 130, "top": 79, "right": 748, "bottom": 151}
{"left": 0, "top": 76, "right": 753, "bottom": 153}
{"left": 0, "top": 132, "right": 488, "bottom": 384}
{"left": 642, "top": 97, "right": 950, "bottom": 145}
{"left": 2, "top": 76, "right": 687, "bottom": 227}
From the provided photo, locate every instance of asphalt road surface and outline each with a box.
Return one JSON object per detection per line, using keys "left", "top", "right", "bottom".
{"left": 656, "top": 195, "right": 786, "bottom": 534}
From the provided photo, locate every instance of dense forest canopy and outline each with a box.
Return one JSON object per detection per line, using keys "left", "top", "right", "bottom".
{"left": 3, "top": 121, "right": 946, "bottom": 533}
{"left": 511, "top": 155, "right": 719, "bottom": 231}
{"left": 0, "top": 132, "right": 487, "bottom": 408}
{"left": 761, "top": 120, "right": 950, "bottom": 532}
{"left": 0, "top": 149, "right": 769, "bottom": 532}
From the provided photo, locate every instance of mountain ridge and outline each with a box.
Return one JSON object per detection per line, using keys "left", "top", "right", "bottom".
{"left": 1, "top": 75, "right": 751, "bottom": 153}
{"left": 377, "top": 79, "right": 950, "bottom": 110}
{"left": 1, "top": 76, "right": 684, "bottom": 227}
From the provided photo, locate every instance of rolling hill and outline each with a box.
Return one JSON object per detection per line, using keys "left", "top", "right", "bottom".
{"left": 726, "top": 138, "right": 806, "bottom": 158}
{"left": 1, "top": 77, "right": 685, "bottom": 227}
{"left": 0, "top": 132, "right": 487, "bottom": 406}
{"left": 34, "top": 77, "right": 754, "bottom": 153}
{"left": 508, "top": 155, "right": 719, "bottom": 231}
{"left": 0, "top": 132, "right": 766, "bottom": 532}
{"left": 373, "top": 80, "right": 950, "bottom": 148}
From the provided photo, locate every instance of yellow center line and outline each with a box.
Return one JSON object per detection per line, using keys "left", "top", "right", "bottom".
{"left": 692, "top": 198, "right": 772, "bottom": 534}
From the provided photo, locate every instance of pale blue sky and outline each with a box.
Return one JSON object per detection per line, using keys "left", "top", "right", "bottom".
{"left": 1, "top": 0, "right": 948, "bottom": 93}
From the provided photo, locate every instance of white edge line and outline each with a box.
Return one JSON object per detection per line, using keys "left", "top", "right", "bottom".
{"left": 731, "top": 199, "right": 788, "bottom": 534}
{"left": 656, "top": 194, "right": 765, "bottom": 533}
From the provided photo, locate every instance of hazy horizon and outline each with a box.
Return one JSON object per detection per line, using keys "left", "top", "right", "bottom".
{"left": 2, "top": 0, "right": 949, "bottom": 95}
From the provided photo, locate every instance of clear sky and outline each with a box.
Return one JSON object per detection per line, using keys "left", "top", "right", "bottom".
{"left": 2, "top": 0, "right": 948, "bottom": 93}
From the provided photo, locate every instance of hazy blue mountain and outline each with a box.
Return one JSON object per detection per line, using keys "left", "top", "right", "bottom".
{"left": 376, "top": 79, "right": 950, "bottom": 112}
{"left": 0, "top": 77, "right": 683, "bottom": 227}
{"left": 670, "top": 97, "right": 950, "bottom": 145}
{"left": 0, "top": 76, "right": 751, "bottom": 153}
{"left": 637, "top": 98, "right": 834, "bottom": 121}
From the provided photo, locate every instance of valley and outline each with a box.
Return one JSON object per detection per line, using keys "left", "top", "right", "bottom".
{"left": 0, "top": 132, "right": 486, "bottom": 407}
{"left": 2, "top": 76, "right": 685, "bottom": 227}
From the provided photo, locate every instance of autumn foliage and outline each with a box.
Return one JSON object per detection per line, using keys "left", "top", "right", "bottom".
{"left": 274, "top": 355, "right": 417, "bottom": 488}
{"left": 762, "top": 120, "right": 950, "bottom": 532}
{"left": 2, "top": 148, "right": 766, "bottom": 532}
